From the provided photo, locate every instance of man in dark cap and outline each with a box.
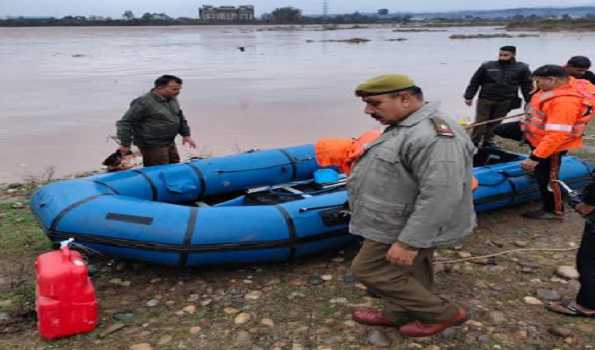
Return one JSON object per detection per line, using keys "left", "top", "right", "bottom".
{"left": 464, "top": 46, "right": 533, "bottom": 147}
{"left": 564, "top": 56, "right": 595, "bottom": 84}
{"left": 116, "top": 75, "right": 197, "bottom": 167}
{"left": 349, "top": 74, "right": 476, "bottom": 337}
{"left": 546, "top": 180, "right": 595, "bottom": 317}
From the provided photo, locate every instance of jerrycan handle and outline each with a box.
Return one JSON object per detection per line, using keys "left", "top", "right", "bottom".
{"left": 59, "top": 238, "right": 75, "bottom": 260}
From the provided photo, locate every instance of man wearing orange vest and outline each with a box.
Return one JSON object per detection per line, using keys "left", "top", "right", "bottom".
{"left": 521, "top": 65, "right": 594, "bottom": 220}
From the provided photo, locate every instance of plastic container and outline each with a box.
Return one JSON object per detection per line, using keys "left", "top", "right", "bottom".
{"left": 35, "top": 239, "right": 97, "bottom": 340}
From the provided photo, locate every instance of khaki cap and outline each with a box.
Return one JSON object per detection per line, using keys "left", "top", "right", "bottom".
{"left": 355, "top": 74, "right": 416, "bottom": 97}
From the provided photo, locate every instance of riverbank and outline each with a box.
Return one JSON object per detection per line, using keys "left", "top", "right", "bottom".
{"left": 506, "top": 19, "right": 595, "bottom": 32}
{"left": 1, "top": 145, "right": 595, "bottom": 349}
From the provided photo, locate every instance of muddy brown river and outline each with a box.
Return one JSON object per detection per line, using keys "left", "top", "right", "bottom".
{"left": 1, "top": 25, "right": 594, "bottom": 182}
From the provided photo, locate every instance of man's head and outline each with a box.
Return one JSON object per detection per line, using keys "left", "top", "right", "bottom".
{"left": 532, "top": 65, "right": 570, "bottom": 91}
{"left": 355, "top": 74, "right": 424, "bottom": 125}
{"left": 565, "top": 56, "right": 592, "bottom": 78}
{"left": 498, "top": 46, "right": 516, "bottom": 63}
{"left": 153, "top": 74, "right": 183, "bottom": 98}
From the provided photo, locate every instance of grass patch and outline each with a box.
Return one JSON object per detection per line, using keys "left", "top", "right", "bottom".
{"left": 0, "top": 203, "right": 50, "bottom": 257}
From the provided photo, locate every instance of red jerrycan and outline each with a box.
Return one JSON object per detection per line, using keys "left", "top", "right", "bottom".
{"left": 35, "top": 238, "right": 98, "bottom": 340}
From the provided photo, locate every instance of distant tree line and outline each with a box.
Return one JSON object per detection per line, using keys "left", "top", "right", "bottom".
{"left": 2, "top": 7, "right": 595, "bottom": 27}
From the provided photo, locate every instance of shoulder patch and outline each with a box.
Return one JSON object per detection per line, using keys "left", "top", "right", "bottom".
{"left": 430, "top": 117, "right": 455, "bottom": 137}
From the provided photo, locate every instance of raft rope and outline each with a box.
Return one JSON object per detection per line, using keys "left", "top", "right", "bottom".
{"left": 434, "top": 247, "right": 578, "bottom": 265}
{"left": 464, "top": 112, "right": 526, "bottom": 129}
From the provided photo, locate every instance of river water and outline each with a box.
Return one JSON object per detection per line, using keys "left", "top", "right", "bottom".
{"left": 1, "top": 25, "right": 594, "bottom": 183}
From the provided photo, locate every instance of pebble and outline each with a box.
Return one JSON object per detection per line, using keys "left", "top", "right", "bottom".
{"left": 536, "top": 289, "right": 561, "bottom": 301}
{"left": 465, "top": 320, "right": 483, "bottom": 328}
{"left": 200, "top": 299, "right": 212, "bottom": 306}
{"left": 488, "top": 311, "right": 507, "bottom": 324}
{"left": 235, "top": 312, "right": 251, "bottom": 325}
{"left": 0, "top": 312, "right": 10, "bottom": 322}
{"left": 556, "top": 266, "right": 579, "bottom": 280}
{"left": 267, "top": 278, "right": 281, "bottom": 285}
{"left": 523, "top": 296, "right": 543, "bottom": 305}
{"left": 518, "top": 260, "right": 541, "bottom": 269}
{"left": 235, "top": 330, "right": 253, "bottom": 346}
{"left": 261, "top": 318, "right": 274, "bottom": 327}
{"left": 130, "top": 344, "right": 153, "bottom": 350}
{"left": 146, "top": 299, "right": 159, "bottom": 307}
{"left": 150, "top": 278, "right": 162, "bottom": 284}
{"left": 457, "top": 251, "right": 472, "bottom": 258}
{"left": 188, "top": 294, "right": 200, "bottom": 302}
{"left": 329, "top": 297, "right": 348, "bottom": 304}
{"left": 343, "top": 320, "right": 357, "bottom": 327}
{"left": 332, "top": 257, "right": 345, "bottom": 263}
{"left": 308, "top": 276, "right": 323, "bottom": 285}
{"left": 245, "top": 291, "right": 263, "bottom": 300}
{"left": 113, "top": 312, "right": 135, "bottom": 322}
{"left": 577, "top": 324, "right": 595, "bottom": 332}
{"left": 367, "top": 329, "right": 391, "bottom": 347}
{"left": 439, "top": 328, "right": 457, "bottom": 339}
{"left": 115, "top": 261, "right": 127, "bottom": 272}
{"left": 548, "top": 326, "right": 572, "bottom": 337}
{"left": 292, "top": 344, "right": 304, "bottom": 350}
{"left": 288, "top": 292, "right": 305, "bottom": 300}
{"left": 189, "top": 326, "right": 201, "bottom": 334}
{"left": 0, "top": 300, "right": 12, "bottom": 308}
{"left": 321, "top": 274, "right": 333, "bottom": 281}
{"left": 224, "top": 307, "right": 240, "bottom": 315}
{"left": 99, "top": 323, "right": 127, "bottom": 338}
{"left": 423, "top": 346, "right": 441, "bottom": 350}
{"left": 183, "top": 305, "right": 196, "bottom": 314}
{"left": 514, "top": 240, "right": 529, "bottom": 248}
{"left": 157, "top": 335, "right": 173, "bottom": 345}
{"left": 550, "top": 277, "right": 569, "bottom": 284}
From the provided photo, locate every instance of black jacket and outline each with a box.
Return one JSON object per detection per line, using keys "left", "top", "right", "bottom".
{"left": 464, "top": 60, "right": 533, "bottom": 102}
{"left": 581, "top": 71, "right": 595, "bottom": 84}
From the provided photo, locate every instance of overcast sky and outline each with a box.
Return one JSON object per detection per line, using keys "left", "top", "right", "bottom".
{"left": 2, "top": 0, "right": 595, "bottom": 18}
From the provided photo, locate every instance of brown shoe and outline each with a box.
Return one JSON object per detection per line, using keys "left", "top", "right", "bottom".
{"left": 398, "top": 308, "right": 467, "bottom": 338}
{"left": 352, "top": 308, "right": 395, "bottom": 327}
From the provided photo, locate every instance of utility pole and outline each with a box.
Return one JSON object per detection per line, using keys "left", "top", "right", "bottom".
{"left": 322, "top": 0, "right": 329, "bottom": 19}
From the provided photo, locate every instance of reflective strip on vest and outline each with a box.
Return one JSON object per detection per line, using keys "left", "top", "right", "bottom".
{"left": 545, "top": 124, "right": 573, "bottom": 132}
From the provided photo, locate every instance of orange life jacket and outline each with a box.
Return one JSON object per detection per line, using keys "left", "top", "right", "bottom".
{"left": 523, "top": 77, "right": 595, "bottom": 158}
{"left": 315, "top": 129, "right": 480, "bottom": 191}
{"left": 315, "top": 129, "right": 382, "bottom": 174}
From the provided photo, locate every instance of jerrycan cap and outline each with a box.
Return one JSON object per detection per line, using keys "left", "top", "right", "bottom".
{"left": 60, "top": 238, "right": 74, "bottom": 250}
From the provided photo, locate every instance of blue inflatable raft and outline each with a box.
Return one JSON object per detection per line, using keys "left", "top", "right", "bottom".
{"left": 30, "top": 145, "right": 592, "bottom": 267}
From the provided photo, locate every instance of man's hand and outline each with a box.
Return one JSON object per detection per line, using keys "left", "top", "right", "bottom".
{"left": 464, "top": 99, "right": 473, "bottom": 106}
{"left": 521, "top": 159, "right": 539, "bottom": 172}
{"left": 182, "top": 136, "right": 197, "bottom": 149}
{"left": 118, "top": 145, "right": 131, "bottom": 155}
{"left": 385, "top": 242, "right": 418, "bottom": 266}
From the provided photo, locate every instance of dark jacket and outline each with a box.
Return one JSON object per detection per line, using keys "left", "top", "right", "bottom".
{"left": 580, "top": 71, "right": 595, "bottom": 85}
{"left": 116, "top": 91, "right": 191, "bottom": 148}
{"left": 464, "top": 60, "right": 533, "bottom": 102}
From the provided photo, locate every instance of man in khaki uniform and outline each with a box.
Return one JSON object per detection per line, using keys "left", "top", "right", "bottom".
{"left": 348, "top": 74, "right": 476, "bottom": 337}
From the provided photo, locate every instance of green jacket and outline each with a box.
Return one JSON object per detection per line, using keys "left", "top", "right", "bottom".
{"left": 347, "top": 102, "right": 476, "bottom": 248}
{"left": 116, "top": 91, "right": 191, "bottom": 148}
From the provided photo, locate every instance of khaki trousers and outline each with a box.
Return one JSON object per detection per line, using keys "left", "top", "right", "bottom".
{"left": 351, "top": 239, "right": 458, "bottom": 325}
{"left": 140, "top": 144, "right": 180, "bottom": 167}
